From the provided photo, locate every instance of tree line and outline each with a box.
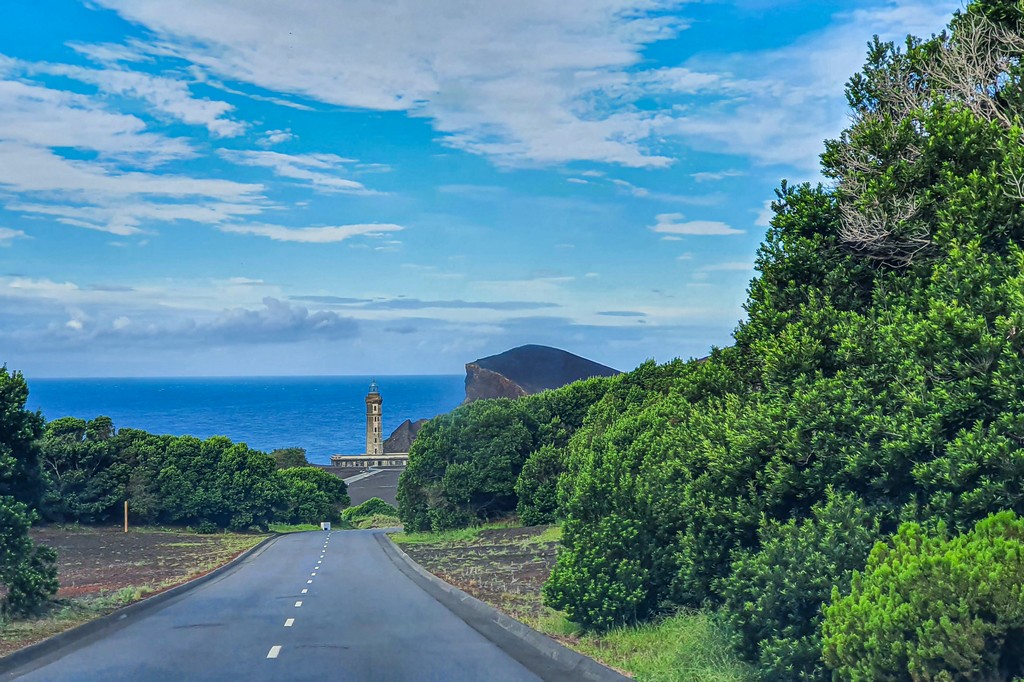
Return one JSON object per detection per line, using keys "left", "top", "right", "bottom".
{"left": 0, "top": 369, "right": 349, "bottom": 617}
{"left": 398, "top": 2, "right": 1024, "bottom": 679}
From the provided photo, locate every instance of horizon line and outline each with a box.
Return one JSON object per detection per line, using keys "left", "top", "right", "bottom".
{"left": 26, "top": 373, "right": 466, "bottom": 381}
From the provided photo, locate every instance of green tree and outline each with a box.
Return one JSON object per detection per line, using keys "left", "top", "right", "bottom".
{"left": 515, "top": 444, "right": 565, "bottom": 526}
{"left": 718, "top": 492, "right": 881, "bottom": 681}
{"left": 822, "top": 511, "right": 1024, "bottom": 681}
{"left": 39, "top": 416, "right": 127, "bottom": 523}
{"left": 277, "top": 467, "right": 349, "bottom": 524}
{"left": 270, "top": 447, "right": 309, "bottom": 469}
{"left": 398, "top": 377, "right": 611, "bottom": 531}
{"left": 0, "top": 367, "right": 58, "bottom": 616}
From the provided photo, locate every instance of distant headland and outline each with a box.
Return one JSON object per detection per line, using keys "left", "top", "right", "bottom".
{"left": 462, "top": 344, "right": 620, "bottom": 403}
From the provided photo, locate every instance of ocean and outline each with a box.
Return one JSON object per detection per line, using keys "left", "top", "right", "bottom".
{"left": 24, "top": 376, "right": 466, "bottom": 465}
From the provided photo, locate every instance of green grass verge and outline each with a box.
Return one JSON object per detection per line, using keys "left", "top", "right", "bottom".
{"left": 534, "top": 609, "right": 752, "bottom": 682}
{"left": 391, "top": 520, "right": 516, "bottom": 545}
{"left": 268, "top": 523, "right": 324, "bottom": 533}
{"left": 349, "top": 514, "right": 401, "bottom": 529}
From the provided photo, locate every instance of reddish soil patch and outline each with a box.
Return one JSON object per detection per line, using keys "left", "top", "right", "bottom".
{"left": 398, "top": 526, "right": 558, "bottom": 623}
{"left": 30, "top": 526, "right": 261, "bottom": 599}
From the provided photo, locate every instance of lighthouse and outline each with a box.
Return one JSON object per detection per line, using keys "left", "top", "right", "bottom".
{"left": 365, "top": 379, "right": 383, "bottom": 456}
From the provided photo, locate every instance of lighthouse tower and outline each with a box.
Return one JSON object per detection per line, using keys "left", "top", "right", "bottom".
{"left": 365, "top": 380, "right": 383, "bottom": 456}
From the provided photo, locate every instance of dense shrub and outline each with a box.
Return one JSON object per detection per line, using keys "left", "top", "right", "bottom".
{"left": 547, "top": 1, "right": 1024, "bottom": 653}
{"left": 342, "top": 497, "right": 398, "bottom": 520}
{"left": 398, "top": 377, "right": 610, "bottom": 531}
{"left": 0, "top": 500, "right": 58, "bottom": 616}
{"left": 39, "top": 416, "right": 127, "bottom": 523}
{"left": 546, "top": 387, "right": 753, "bottom": 629}
{"left": 718, "top": 492, "right": 881, "bottom": 681}
{"left": 36, "top": 422, "right": 290, "bottom": 531}
{"left": 515, "top": 444, "right": 565, "bottom": 526}
{"left": 270, "top": 447, "right": 309, "bottom": 469}
{"left": 822, "top": 511, "right": 1024, "bottom": 681}
{"left": 0, "top": 367, "right": 57, "bottom": 616}
{"left": 277, "top": 467, "right": 349, "bottom": 524}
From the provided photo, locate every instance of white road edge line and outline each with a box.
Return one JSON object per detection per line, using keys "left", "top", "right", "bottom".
{"left": 284, "top": 619, "right": 294, "bottom": 627}
{"left": 267, "top": 646, "right": 282, "bottom": 659}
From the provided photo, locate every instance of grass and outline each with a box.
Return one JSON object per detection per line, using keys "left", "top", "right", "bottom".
{"left": 268, "top": 522, "right": 323, "bottom": 533}
{"left": 534, "top": 610, "right": 752, "bottom": 682}
{"left": 391, "top": 520, "right": 517, "bottom": 546}
{"left": 349, "top": 514, "right": 402, "bottom": 529}
{"left": 523, "top": 525, "right": 561, "bottom": 545}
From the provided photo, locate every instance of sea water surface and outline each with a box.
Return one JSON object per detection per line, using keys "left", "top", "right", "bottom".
{"left": 25, "top": 376, "right": 465, "bottom": 465}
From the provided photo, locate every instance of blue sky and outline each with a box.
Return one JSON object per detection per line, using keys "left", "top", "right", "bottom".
{"left": 0, "top": 0, "right": 960, "bottom": 377}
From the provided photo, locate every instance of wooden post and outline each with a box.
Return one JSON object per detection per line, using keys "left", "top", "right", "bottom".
{"left": 124, "top": 501, "right": 129, "bottom": 533}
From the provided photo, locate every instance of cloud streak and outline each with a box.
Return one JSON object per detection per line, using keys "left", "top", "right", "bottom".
{"left": 650, "top": 212, "right": 742, "bottom": 236}
{"left": 217, "top": 222, "right": 403, "bottom": 243}
{"left": 91, "top": 0, "right": 690, "bottom": 168}
{"left": 218, "top": 150, "right": 380, "bottom": 195}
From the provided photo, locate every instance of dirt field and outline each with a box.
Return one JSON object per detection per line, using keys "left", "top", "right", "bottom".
{"left": 394, "top": 525, "right": 559, "bottom": 624}
{"left": 0, "top": 526, "right": 266, "bottom": 658}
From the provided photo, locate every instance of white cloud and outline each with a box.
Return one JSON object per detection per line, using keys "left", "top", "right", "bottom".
{"left": 258, "top": 129, "right": 296, "bottom": 146}
{"left": 667, "top": 0, "right": 961, "bottom": 171}
{"left": 91, "top": 0, "right": 690, "bottom": 168}
{"left": 0, "top": 227, "right": 27, "bottom": 246}
{"left": 691, "top": 169, "right": 743, "bottom": 182}
{"left": 0, "top": 78, "right": 193, "bottom": 164}
{"left": 651, "top": 212, "right": 742, "bottom": 236}
{"left": 218, "top": 150, "right": 379, "bottom": 195}
{"left": 0, "top": 72, "right": 267, "bottom": 235}
{"left": 567, "top": 178, "right": 589, "bottom": 185}
{"left": 217, "top": 222, "right": 403, "bottom": 243}
{"left": 0, "top": 143, "right": 265, "bottom": 235}
{"left": 30, "top": 61, "right": 246, "bottom": 137}
{"left": 611, "top": 178, "right": 650, "bottom": 197}
{"left": 755, "top": 200, "right": 774, "bottom": 227}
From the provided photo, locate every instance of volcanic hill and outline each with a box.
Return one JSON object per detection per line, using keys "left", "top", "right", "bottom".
{"left": 463, "top": 344, "right": 619, "bottom": 403}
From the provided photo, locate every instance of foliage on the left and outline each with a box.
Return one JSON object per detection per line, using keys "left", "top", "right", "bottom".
{"left": 0, "top": 366, "right": 58, "bottom": 616}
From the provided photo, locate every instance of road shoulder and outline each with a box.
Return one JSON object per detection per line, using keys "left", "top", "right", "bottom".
{"left": 376, "top": 532, "right": 629, "bottom": 682}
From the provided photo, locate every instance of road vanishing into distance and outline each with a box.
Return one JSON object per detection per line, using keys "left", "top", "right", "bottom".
{"left": 9, "top": 530, "right": 542, "bottom": 682}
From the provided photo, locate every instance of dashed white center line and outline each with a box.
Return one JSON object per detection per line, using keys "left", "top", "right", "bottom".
{"left": 267, "top": 646, "right": 282, "bottom": 659}
{"left": 284, "top": 619, "right": 294, "bottom": 627}
{"left": 311, "top": 572, "right": 317, "bottom": 576}
{"left": 295, "top": 601, "right": 303, "bottom": 607}
{"left": 301, "top": 589, "right": 308, "bottom": 594}
{"left": 307, "top": 579, "right": 313, "bottom": 584}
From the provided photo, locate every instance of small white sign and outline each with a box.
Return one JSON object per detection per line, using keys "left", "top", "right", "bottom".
{"left": 320, "top": 522, "right": 331, "bottom": 531}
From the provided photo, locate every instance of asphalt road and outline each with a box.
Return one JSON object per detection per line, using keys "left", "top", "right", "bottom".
{"left": 345, "top": 468, "right": 402, "bottom": 507}
{"left": 11, "top": 530, "right": 541, "bottom": 682}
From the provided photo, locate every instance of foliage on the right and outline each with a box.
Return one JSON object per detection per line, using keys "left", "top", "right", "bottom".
{"left": 541, "top": 0, "right": 1024, "bottom": 679}
{"left": 822, "top": 511, "right": 1024, "bottom": 681}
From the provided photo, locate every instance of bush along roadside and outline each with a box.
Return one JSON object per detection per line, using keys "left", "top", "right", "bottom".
{"left": 343, "top": 497, "right": 400, "bottom": 529}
